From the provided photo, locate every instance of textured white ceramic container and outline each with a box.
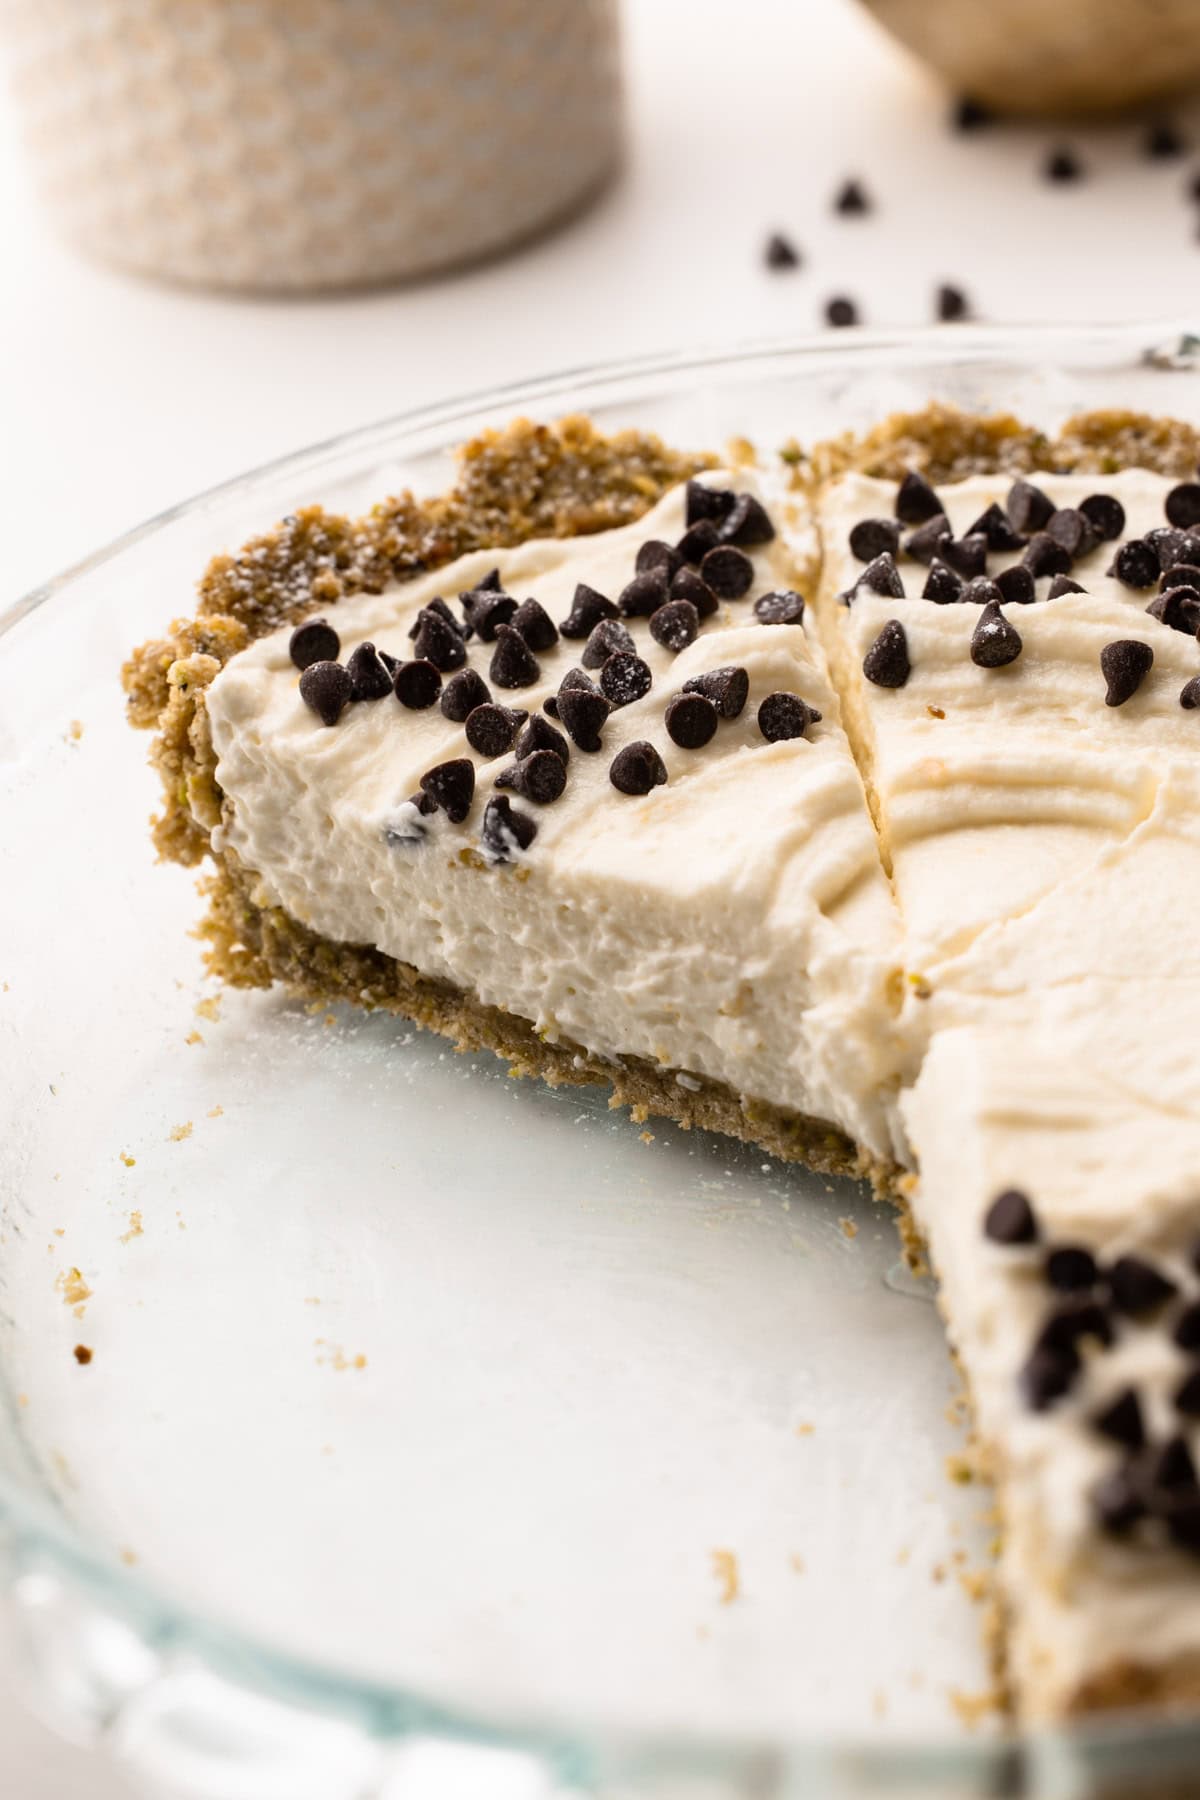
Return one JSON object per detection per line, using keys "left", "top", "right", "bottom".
{"left": 1, "top": 0, "right": 622, "bottom": 291}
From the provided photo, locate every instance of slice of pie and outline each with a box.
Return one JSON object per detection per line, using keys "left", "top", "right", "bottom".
{"left": 124, "top": 405, "right": 1200, "bottom": 1724}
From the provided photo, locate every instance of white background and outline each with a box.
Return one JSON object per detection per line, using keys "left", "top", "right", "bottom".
{"left": 1, "top": 0, "right": 1199, "bottom": 1790}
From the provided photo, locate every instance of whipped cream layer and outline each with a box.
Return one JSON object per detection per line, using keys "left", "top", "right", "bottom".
{"left": 206, "top": 475, "right": 906, "bottom": 1161}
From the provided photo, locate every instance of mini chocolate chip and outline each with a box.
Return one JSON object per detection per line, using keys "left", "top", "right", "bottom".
{"left": 1181, "top": 675, "right": 1200, "bottom": 710}
{"left": 378, "top": 649, "right": 400, "bottom": 675}
{"left": 665, "top": 691, "right": 718, "bottom": 749}
{"left": 685, "top": 480, "right": 737, "bottom": 528}
{"left": 953, "top": 95, "right": 992, "bottom": 131}
{"left": 609, "top": 740, "right": 668, "bottom": 795}
{"left": 1045, "top": 1245, "right": 1098, "bottom": 1292}
{"left": 1006, "top": 478, "right": 1056, "bottom": 535}
{"left": 289, "top": 617, "right": 341, "bottom": 670}
{"left": 863, "top": 619, "right": 910, "bottom": 687}
{"left": 412, "top": 607, "right": 468, "bottom": 672}
{"left": 1037, "top": 1299, "right": 1114, "bottom": 1353}
{"left": 960, "top": 576, "right": 1003, "bottom": 606}
{"left": 1022, "top": 532, "right": 1072, "bottom": 577}
{"left": 903, "top": 512, "right": 952, "bottom": 565}
{"left": 460, "top": 588, "right": 518, "bottom": 640}
{"left": 1047, "top": 574, "right": 1087, "bottom": 598}
{"left": 503, "top": 748, "right": 567, "bottom": 806}
{"left": 720, "top": 492, "right": 776, "bottom": 547}
{"left": 515, "top": 713, "right": 570, "bottom": 764}
{"left": 849, "top": 517, "right": 901, "bottom": 563}
{"left": 1147, "top": 586, "right": 1200, "bottom": 633}
{"left": 1146, "top": 526, "right": 1191, "bottom": 572}
{"left": 851, "top": 552, "right": 906, "bottom": 599}
{"left": 940, "top": 533, "right": 988, "bottom": 579}
{"left": 440, "top": 667, "right": 492, "bottom": 722}
{"left": 936, "top": 283, "right": 970, "bottom": 323}
{"left": 346, "top": 641, "right": 393, "bottom": 702}
{"left": 984, "top": 1188, "right": 1039, "bottom": 1244}
{"left": 464, "top": 702, "right": 526, "bottom": 758}
{"left": 825, "top": 295, "right": 859, "bottom": 328}
{"left": 637, "top": 539, "right": 684, "bottom": 581}
{"left": 1021, "top": 1344, "right": 1079, "bottom": 1411}
{"left": 896, "top": 471, "right": 944, "bottom": 525}
{"left": 299, "top": 659, "right": 352, "bottom": 726}
{"left": 1093, "top": 1466, "right": 1146, "bottom": 1533}
{"left": 511, "top": 598, "right": 558, "bottom": 653}
{"left": 419, "top": 757, "right": 475, "bottom": 824}
{"left": 490, "top": 623, "right": 541, "bottom": 689}
{"left": 764, "top": 231, "right": 800, "bottom": 270}
{"left": 1092, "top": 1388, "right": 1146, "bottom": 1449}
{"left": 480, "top": 794, "right": 537, "bottom": 862}
{"left": 1165, "top": 1496, "right": 1200, "bottom": 1554}
{"left": 1101, "top": 639, "right": 1154, "bottom": 706}
{"left": 471, "top": 567, "right": 502, "bottom": 594}
{"left": 676, "top": 518, "right": 721, "bottom": 564}
{"left": 1108, "top": 1254, "right": 1178, "bottom": 1316}
{"left": 583, "top": 617, "right": 635, "bottom": 668}
{"left": 1175, "top": 1369, "right": 1200, "bottom": 1418}
{"left": 601, "top": 651, "right": 652, "bottom": 707}
{"left": 556, "top": 684, "right": 610, "bottom": 752}
{"left": 1108, "top": 539, "right": 1160, "bottom": 589}
{"left": 995, "top": 564, "right": 1037, "bottom": 606}
{"left": 923, "top": 559, "right": 963, "bottom": 604}
{"left": 409, "top": 595, "right": 466, "bottom": 642}
{"left": 1162, "top": 562, "right": 1200, "bottom": 591}
{"left": 559, "top": 666, "right": 602, "bottom": 698}
{"left": 683, "top": 665, "right": 750, "bottom": 719}
{"left": 1166, "top": 482, "right": 1200, "bottom": 528}
{"left": 1174, "top": 1300, "right": 1200, "bottom": 1350}
{"left": 1044, "top": 146, "right": 1083, "bottom": 183}
{"left": 1170, "top": 534, "right": 1200, "bottom": 569}
{"left": 754, "top": 589, "right": 806, "bottom": 625}
{"left": 757, "top": 691, "right": 821, "bottom": 742}
{"left": 559, "top": 583, "right": 618, "bottom": 638}
{"left": 1047, "top": 507, "right": 1098, "bottom": 560}
{"left": 671, "top": 567, "right": 720, "bottom": 617}
{"left": 385, "top": 792, "right": 434, "bottom": 845}
{"left": 393, "top": 659, "right": 442, "bottom": 710}
{"left": 1146, "top": 1436, "right": 1198, "bottom": 1493}
{"left": 619, "top": 569, "right": 671, "bottom": 617}
{"left": 700, "top": 545, "right": 755, "bottom": 600}
{"left": 964, "top": 502, "right": 1025, "bottom": 552}
{"left": 650, "top": 599, "right": 700, "bottom": 652}
{"left": 1080, "top": 493, "right": 1126, "bottom": 540}
{"left": 834, "top": 176, "right": 870, "bottom": 215}
{"left": 1146, "top": 119, "right": 1186, "bottom": 158}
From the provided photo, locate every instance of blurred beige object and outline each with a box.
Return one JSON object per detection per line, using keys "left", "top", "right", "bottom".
{"left": 0, "top": 0, "right": 621, "bottom": 291}
{"left": 861, "top": 0, "right": 1200, "bottom": 113}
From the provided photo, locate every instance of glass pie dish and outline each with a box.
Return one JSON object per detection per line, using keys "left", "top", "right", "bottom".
{"left": 3, "top": 321, "right": 1200, "bottom": 1800}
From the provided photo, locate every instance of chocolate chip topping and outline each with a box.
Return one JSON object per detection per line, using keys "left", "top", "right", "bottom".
{"left": 460, "top": 587, "right": 518, "bottom": 640}
{"left": 1047, "top": 574, "right": 1087, "bottom": 599}
{"left": 995, "top": 564, "right": 1037, "bottom": 606}
{"left": 1147, "top": 586, "right": 1200, "bottom": 633}
{"left": 499, "top": 748, "right": 567, "bottom": 806}
{"left": 685, "top": 479, "right": 737, "bottom": 528}
{"left": 960, "top": 576, "right": 1003, "bottom": 607}
{"left": 1146, "top": 526, "right": 1194, "bottom": 572}
{"left": 649, "top": 599, "right": 700, "bottom": 652}
{"left": 671, "top": 567, "right": 720, "bottom": 618}
{"left": 1147, "top": 1436, "right": 1198, "bottom": 1493}
{"left": 1108, "top": 539, "right": 1160, "bottom": 590}
{"left": 393, "top": 658, "right": 442, "bottom": 710}
{"left": 559, "top": 583, "right": 618, "bottom": 639}
{"left": 464, "top": 701, "right": 526, "bottom": 758}
{"left": 299, "top": 659, "right": 352, "bottom": 726}
{"left": 1006, "top": 478, "right": 1056, "bottom": 535}
{"left": 896, "top": 471, "right": 944, "bottom": 525}
{"left": 582, "top": 617, "right": 635, "bottom": 668}
{"left": 480, "top": 794, "right": 537, "bottom": 862}
{"left": 862, "top": 620, "right": 911, "bottom": 688}
{"left": 1181, "top": 675, "right": 1200, "bottom": 710}
{"left": 1044, "top": 146, "right": 1083, "bottom": 183}
{"left": 720, "top": 493, "right": 776, "bottom": 548}
{"left": 1167, "top": 482, "right": 1200, "bottom": 529}
{"left": 1173, "top": 1300, "right": 1200, "bottom": 1351}
{"left": 922, "top": 559, "right": 963, "bottom": 604}
{"left": 1101, "top": 639, "right": 1154, "bottom": 706}
{"left": 489, "top": 623, "right": 541, "bottom": 689}
{"left": 834, "top": 176, "right": 870, "bottom": 215}
{"left": 851, "top": 552, "right": 906, "bottom": 600}
{"left": 1079, "top": 493, "right": 1126, "bottom": 541}
{"left": 1175, "top": 1369, "right": 1200, "bottom": 1418}
{"left": 964, "top": 502, "right": 1025, "bottom": 552}
{"left": 1146, "top": 119, "right": 1187, "bottom": 158}
{"left": 754, "top": 589, "right": 806, "bottom": 626}
{"left": 619, "top": 569, "right": 671, "bottom": 617}
{"left": 683, "top": 665, "right": 750, "bottom": 719}
{"left": 609, "top": 740, "right": 668, "bottom": 796}
{"left": 409, "top": 595, "right": 467, "bottom": 642}
{"left": 826, "top": 296, "right": 859, "bottom": 328}
{"left": 556, "top": 684, "right": 610, "bottom": 752}
{"left": 936, "top": 283, "right": 969, "bottom": 323}
{"left": 1022, "top": 531, "right": 1073, "bottom": 578}
{"left": 1036, "top": 1298, "right": 1114, "bottom": 1353}
{"left": 637, "top": 539, "right": 684, "bottom": 581}
{"left": 412, "top": 606, "right": 468, "bottom": 672}
{"left": 971, "top": 602, "right": 1023, "bottom": 668}
{"left": 510, "top": 598, "right": 559, "bottom": 653}
{"left": 940, "top": 533, "right": 989, "bottom": 580}
{"left": 676, "top": 518, "right": 721, "bottom": 565}
{"left": 699, "top": 545, "right": 755, "bottom": 600}
{"left": 849, "top": 517, "right": 902, "bottom": 563}
{"left": 764, "top": 231, "right": 800, "bottom": 271}
{"left": 757, "top": 692, "right": 821, "bottom": 742}
{"left": 984, "top": 1188, "right": 1039, "bottom": 1244}
{"left": 543, "top": 665, "right": 600, "bottom": 722}
{"left": 385, "top": 791, "right": 433, "bottom": 844}
{"left": 1162, "top": 562, "right": 1200, "bottom": 591}
{"left": 419, "top": 757, "right": 475, "bottom": 824}
{"left": 903, "top": 513, "right": 952, "bottom": 565}
{"left": 441, "top": 667, "right": 492, "bottom": 722}
{"left": 953, "top": 95, "right": 992, "bottom": 131}
{"left": 1093, "top": 1465, "right": 1146, "bottom": 1533}
{"left": 1108, "top": 1255, "right": 1178, "bottom": 1316}
{"left": 1021, "top": 1344, "right": 1079, "bottom": 1411}
{"left": 1045, "top": 1245, "right": 1098, "bottom": 1292}
{"left": 665, "top": 691, "right": 719, "bottom": 749}
{"left": 289, "top": 617, "right": 341, "bottom": 670}
{"left": 600, "top": 652, "right": 653, "bottom": 708}
{"left": 471, "top": 567, "right": 502, "bottom": 593}
{"left": 345, "top": 641, "right": 393, "bottom": 702}
{"left": 1046, "top": 507, "right": 1098, "bottom": 560}
{"left": 1092, "top": 1388, "right": 1146, "bottom": 1450}
{"left": 515, "top": 713, "right": 570, "bottom": 765}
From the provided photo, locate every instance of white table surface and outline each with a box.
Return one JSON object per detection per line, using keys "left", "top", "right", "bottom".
{"left": 1, "top": 0, "right": 1199, "bottom": 1790}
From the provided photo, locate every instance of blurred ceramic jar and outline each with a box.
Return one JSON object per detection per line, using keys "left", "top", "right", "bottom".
{"left": 0, "top": 0, "right": 622, "bottom": 290}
